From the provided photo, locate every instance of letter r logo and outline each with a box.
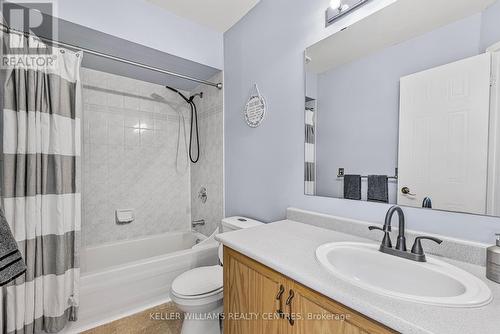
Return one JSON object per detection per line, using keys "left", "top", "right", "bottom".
{"left": 1, "top": 2, "right": 54, "bottom": 55}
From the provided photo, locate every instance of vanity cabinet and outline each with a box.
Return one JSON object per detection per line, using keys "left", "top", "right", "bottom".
{"left": 223, "top": 247, "right": 396, "bottom": 334}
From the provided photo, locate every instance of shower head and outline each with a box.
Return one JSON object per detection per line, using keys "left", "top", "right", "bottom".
{"left": 165, "top": 85, "right": 190, "bottom": 103}
{"left": 165, "top": 85, "right": 203, "bottom": 102}
{"left": 165, "top": 85, "right": 180, "bottom": 94}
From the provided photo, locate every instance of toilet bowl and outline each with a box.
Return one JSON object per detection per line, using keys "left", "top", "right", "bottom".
{"left": 170, "top": 216, "right": 263, "bottom": 334}
{"left": 170, "top": 265, "right": 223, "bottom": 334}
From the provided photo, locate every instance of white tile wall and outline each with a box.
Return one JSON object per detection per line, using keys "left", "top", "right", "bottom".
{"left": 189, "top": 72, "right": 225, "bottom": 236}
{"left": 81, "top": 68, "right": 205, "bottom": 246}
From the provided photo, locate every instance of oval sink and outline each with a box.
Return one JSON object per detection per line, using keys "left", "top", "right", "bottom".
{"left": 316, "top": 242, "right": 492, "bottom": 308}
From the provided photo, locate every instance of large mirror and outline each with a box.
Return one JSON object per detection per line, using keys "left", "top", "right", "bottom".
{"left": 304, "top": 0, "right": 500, "bottom": 216}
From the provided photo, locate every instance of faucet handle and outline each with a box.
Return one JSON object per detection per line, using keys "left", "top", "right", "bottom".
{"left": 410, "top": 236, "right": 443, "bottom": 255}
{"left": 368, "top": 226, "right": 392, "bottom": 248}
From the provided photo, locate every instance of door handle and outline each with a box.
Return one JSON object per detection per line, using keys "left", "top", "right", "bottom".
{"left": 285, "top": 289, "right": 295, "bottom": 326}
{"left": 401, "top": 186, "right": 416, "bottom": 196}
{"left": 275, "top": 284, "right": 285, "bottom": 318}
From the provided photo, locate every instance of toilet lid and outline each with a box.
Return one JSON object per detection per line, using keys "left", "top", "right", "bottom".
{"left": 171, "top": 265, "right": 223, "bottom": 296}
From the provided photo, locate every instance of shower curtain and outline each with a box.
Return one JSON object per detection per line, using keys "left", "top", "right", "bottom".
{"left": 0, "top": 31, "right": 82, "bottom": 333}
{"left": 304, "top": 106, "right": 316, "bottom": 195}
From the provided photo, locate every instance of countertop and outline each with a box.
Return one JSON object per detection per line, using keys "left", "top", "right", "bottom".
{"left": 215, "top": 220, "right": 500, "bottom": 334}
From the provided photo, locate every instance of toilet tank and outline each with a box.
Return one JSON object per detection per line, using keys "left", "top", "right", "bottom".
{"left": 221, "top": 216, "right": 263, "bottom": 233}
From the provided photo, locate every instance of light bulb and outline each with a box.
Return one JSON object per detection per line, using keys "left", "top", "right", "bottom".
{"left": 330, "top": 0, "right": 342, "bottom": 10}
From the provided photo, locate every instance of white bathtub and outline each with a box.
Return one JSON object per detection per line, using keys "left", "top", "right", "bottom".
{"left": 63, "top": 231, "right": 219, "bottom": 333}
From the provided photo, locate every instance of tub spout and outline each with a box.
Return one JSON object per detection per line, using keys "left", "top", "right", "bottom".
{"left": 192, "top": 219, "right": 205, "bottom": 228}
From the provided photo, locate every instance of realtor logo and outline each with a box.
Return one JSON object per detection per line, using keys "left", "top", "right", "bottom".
{"left": 1, "top": 1, "right": 56, "bottom": 68}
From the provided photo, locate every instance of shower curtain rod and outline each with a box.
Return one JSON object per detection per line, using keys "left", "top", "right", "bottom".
{"left": 0, "top": 23, "right": 223, "bottom": 90}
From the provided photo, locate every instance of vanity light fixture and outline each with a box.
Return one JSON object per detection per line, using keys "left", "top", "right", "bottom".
{"left": 325, "top": 0, "right": 370, "bottom": 27}
{"left": 329, "top": 0, "right": 341, "bottom": 10}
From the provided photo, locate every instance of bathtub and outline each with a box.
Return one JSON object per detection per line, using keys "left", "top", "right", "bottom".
{"left": 63, "top": 231, "right": 219, "bottom": 333}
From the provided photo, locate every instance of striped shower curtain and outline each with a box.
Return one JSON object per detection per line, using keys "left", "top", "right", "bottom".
{"left": 0, "top": 32, "right": 82, "bottom": 333}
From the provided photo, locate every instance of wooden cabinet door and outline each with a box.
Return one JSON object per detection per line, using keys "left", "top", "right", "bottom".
{"left": 286, "top": 282, "right": 395, "bottom": 334}
{"left": 223, "top": 247, "right": 396, "bottom": 334}
{"left": 224, "top": 247, "right": 287, "bottom": 334}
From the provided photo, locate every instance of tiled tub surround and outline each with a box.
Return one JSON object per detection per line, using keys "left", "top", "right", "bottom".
{"left": 75, "top": 68, "right": 224, "bottom": 331}
{"left": 81, "top": 68, "right": 194, "bottom": 246}
{"left": 190, "top": 72, "right": 224, "bottom": 236}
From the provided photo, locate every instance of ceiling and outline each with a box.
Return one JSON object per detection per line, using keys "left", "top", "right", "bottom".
{"left": 146, "top": 0, "right": 260, "bottom": 32}
{"left": 307, "top": 0, "right": 498, "bottom": 74}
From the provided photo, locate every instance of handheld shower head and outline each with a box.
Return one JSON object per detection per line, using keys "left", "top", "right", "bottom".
{"left": 165, "top": 85, "right": 190, "bottom": 103}
{"left": 165, "top": 85, "right": 202, "bottom": 164}
{"left": 165, "top": 85, "right": 179, "bottom": 94}
{"left": 165, "top": 85, "right": 203, "bottom": 102}
{"left": 190, "top": 92, "right": 203, "bottom": 100}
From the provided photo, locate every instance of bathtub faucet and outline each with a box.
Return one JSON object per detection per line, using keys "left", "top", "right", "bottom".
{"left": 192, "top": 219, "right": 205, "bottom": 228}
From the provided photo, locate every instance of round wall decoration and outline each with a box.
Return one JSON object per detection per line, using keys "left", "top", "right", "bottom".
{"left": 244, "top": 84, "right": 266, "bottom": 128}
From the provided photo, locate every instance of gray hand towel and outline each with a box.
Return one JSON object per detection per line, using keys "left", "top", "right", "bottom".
{"left": 0, "top": 209, "right": 18, "bottom": 261}
{"left": 343, "top": 175, "right": 361, "bottom": 200}
{"left": 0, "top": 208, "right": 26, "bottom": 286}
{"left": 367, "top": 175, "right": 389, "bottom": 203}
{"left": 0, "top": 257, "right": 26, "bottom": 286}
{"left": 0, "top": 250, "right": 22, "bottom": 269}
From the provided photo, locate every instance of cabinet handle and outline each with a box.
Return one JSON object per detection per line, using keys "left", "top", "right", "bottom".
{"left": 275, "top": 284, "right": 285, "bottom": 318}
{"left": 285, "top": 289, "right": 295, "bottom": 326}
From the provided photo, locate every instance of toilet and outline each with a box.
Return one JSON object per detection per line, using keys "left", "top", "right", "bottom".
{"left": 170, "top": 216, "right": 263, "bottom": 334}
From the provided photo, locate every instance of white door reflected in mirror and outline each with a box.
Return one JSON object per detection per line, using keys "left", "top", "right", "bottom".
{"left": 398, "top": 54, "right": 492, "bottom": 215}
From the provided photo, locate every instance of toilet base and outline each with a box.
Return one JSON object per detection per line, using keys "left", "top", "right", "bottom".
{"left": 181, "top": 308, "right": 222, "bottom": 334}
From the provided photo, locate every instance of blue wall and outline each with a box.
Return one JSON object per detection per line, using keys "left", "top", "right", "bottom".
{"left": 223, "top": 0, "right": 500, "bottom": 243}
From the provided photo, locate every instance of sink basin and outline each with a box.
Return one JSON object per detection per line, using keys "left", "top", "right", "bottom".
{"left": 316, "top": 242, "right": 492, "bottom": 308}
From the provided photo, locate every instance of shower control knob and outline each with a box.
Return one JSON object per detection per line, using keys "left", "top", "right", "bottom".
{"left": 198, "top": 187, "right": 208, "bottom": 203}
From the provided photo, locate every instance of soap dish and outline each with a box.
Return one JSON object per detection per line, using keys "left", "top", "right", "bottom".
{"left": 115, "top": 209, "right": 135, "bottom": 224}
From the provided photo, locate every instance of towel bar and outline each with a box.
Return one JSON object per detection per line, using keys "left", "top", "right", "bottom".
{"left": 337, "top": 168, "right": 398, "bottom": 180}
